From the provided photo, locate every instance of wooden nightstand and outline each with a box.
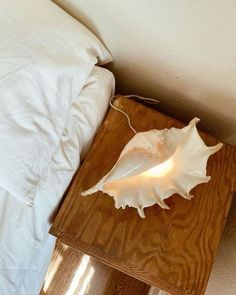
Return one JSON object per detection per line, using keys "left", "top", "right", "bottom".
{"left": 50, "top": 96, "right": 236, "bottom": 295}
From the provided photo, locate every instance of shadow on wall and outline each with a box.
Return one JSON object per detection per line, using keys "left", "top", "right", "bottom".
{"left": 113, "top": 66, "right": 236, "bottom": 144}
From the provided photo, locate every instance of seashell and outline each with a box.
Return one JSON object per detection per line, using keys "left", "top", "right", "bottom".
{"left": 82, "top": 118, "right": 223, "bottom": 218}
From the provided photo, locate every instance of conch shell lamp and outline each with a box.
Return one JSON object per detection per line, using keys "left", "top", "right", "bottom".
{"left": 82, "top": 118, "right": 223, "bottom": 218}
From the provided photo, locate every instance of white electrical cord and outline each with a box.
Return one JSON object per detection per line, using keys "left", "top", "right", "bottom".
{"left": 109, "top": 94, "right": 159, "bottom": 135}
{"left": 124, "top": 94, "right": 159, "bottom": 105}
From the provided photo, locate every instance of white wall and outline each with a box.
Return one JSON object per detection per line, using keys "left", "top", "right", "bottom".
{"left": 54, "top": 0, "right": 236, "bottom": 146}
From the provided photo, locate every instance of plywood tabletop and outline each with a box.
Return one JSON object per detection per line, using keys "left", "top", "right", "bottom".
{"left": 50, "top": 96, "right": 236, "bottom": 295}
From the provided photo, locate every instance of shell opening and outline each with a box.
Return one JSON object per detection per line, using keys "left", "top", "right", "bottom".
{"left": 142, "top": 158, "right": 174, "bottom": 178}
{"left": 81, "top": 117, "right": 223, "bottom": 219}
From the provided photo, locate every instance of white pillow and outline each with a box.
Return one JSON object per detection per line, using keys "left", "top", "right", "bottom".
{"left": 52, "top": 66, "right": 115, "bottom": 176}
{"left": 0, "top": 0, "right": 112, "bottom": 205}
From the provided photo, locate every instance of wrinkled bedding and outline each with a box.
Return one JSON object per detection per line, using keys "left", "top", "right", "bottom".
{"left": 0, "top": 66, "right": 115, "bottom": 295}
{"left": 0, "top": 0, "right": 112, "bottom": 206}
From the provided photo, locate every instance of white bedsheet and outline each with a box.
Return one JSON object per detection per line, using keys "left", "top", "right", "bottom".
{"left": 0, "top": 66, "right": 115, "bottom": 295}
{"left": 0, "top": 0, "right": 112, "bottom": 207}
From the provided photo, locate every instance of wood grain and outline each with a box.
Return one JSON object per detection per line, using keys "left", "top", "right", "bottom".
{"left": 50, "top": 96, "right": 236, "bottom": 295}
{"left": 40, "top": 240, "right": 150, "bottom": 295}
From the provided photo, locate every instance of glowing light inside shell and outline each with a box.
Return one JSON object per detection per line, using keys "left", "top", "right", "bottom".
{"left": 82, "top": 117, "right": 223, "bottom": 218}
{"left": 142, "top": 158, "right": 173, "bottom": 177}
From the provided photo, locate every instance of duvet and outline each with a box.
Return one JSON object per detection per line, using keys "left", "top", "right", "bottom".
{"left": 0, "top": 66, "right": 115, "bottom": 295}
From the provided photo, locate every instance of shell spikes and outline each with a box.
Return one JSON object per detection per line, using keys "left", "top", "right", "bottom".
{"left": 82, "top": 118, "right": 223, "bottom": 218}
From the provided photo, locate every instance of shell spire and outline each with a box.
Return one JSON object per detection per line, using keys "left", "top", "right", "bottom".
{"left": 82, "top": 118, "right": 223, "bottom": 218}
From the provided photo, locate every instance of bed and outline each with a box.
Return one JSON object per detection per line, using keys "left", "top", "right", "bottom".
{"left": 0, "top": 1, "right": 114, "bottom": 294}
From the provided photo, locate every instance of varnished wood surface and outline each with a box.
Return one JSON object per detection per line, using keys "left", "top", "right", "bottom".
{"left": 50, "top": 96, "right": 236, "bottom": 295}
{"left": 41, "top": 240, "right": 150, "bottom": 295}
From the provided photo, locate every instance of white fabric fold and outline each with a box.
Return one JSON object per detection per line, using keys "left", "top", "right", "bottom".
{"left": 0, "top": 0, "right": 112, "bottom": 206}
{"left": 0, "top": 66, "right": 115, "bottom": 295}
